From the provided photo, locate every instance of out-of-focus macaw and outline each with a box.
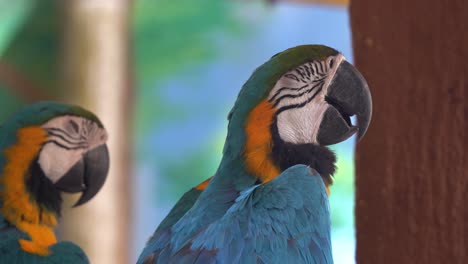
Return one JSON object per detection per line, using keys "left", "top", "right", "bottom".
{"left": 138, "top": 45, "right": 372, "bottom": 264}
{"left": 0, "top": 102, "right": 110, "bottom": 263}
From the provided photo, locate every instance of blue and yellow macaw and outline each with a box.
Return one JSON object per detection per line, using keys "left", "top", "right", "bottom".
{"left": 0, "top": 102, "right": 109, "bottom": 263}
{"left": 138, "top": 45, "right": 372, "bottom": 264}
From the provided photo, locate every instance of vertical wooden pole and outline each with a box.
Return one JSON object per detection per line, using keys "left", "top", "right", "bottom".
{"left": 59, "top": 1, "right": 133, "bottom": 263}
{"left": 351, "top": 0, "right": 467, "bottom": 263}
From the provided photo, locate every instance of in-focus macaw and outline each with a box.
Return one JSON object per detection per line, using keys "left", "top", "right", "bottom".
{"left": 138, "top": 45, "right": 372, "bottom": 264}
{"left": 0, "top": 102, "right": 109, "bottom": 263}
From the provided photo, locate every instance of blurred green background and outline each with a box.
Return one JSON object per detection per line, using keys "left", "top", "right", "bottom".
{"left": 0, "top": 0, "right": 355, "bottom": 263}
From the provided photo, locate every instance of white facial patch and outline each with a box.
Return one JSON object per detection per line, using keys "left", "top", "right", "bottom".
{"left": 38, "top": 116, "right": 108, "bottom": 183}
{"left": 268, "top": 54, "right": 345, "bottom": 144}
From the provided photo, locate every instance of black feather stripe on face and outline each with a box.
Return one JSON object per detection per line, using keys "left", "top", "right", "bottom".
{"left": 26, "top": 158, "right": 62, "bottom": 216}
{"left": 270, "top": 118, "right": 336, "bottom": 185}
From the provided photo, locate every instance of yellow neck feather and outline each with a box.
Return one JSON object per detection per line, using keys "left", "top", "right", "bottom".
{"left": 244, "top": 100, "right": 281, "bottom": 183}
{"left": 0, "top": 126, "right": 57, "bottom": 256}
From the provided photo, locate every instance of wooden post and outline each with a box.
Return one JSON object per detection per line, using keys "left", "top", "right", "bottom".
{"left": 351, "top": 0, "right": 467, "bottom": 263}
{"left": 58, "top": 1, "right": 133, "bottom": 264}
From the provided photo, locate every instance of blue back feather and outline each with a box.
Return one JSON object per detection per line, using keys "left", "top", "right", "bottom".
{"left": 140, "top": 165, "right": 332, "bottom": 264}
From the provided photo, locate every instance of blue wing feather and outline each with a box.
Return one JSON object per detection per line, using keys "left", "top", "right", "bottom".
{"left": 147, "top": 165, "right": 332, "bottom": 264}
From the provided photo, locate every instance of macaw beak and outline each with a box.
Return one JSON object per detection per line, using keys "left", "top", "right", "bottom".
{"left": 53, "top": 144, "right": 110, "bottom": 207}
{"left": 316, "top": 60, "right": 372, "bottom": 145}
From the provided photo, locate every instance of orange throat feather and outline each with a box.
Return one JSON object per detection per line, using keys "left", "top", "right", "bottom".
{"left": 243, "top": 100, "right": 331, "bottom": 194}
{"left": 0, "top": 127, "right": 58, "bottom": 256}
{"left": 244, "top": 100, "right": 281, "bottom": 183}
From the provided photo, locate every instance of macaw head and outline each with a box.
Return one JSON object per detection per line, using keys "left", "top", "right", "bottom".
{"left": 226, "top": 45, "right": 372, "bottom": 186}
{"left": 0, "top": 101, "right": 109, "bottom": 219}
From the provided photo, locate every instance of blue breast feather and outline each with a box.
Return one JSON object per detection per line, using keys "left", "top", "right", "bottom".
{"left": 143, "top": 164, "right": 332, "bottom": 264}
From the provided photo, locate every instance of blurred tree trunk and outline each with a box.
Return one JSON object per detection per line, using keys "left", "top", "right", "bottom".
{"left": 58, "top": 1, "right": 133, "bottom": 264}
{"left": 351, "top": 0, "right": 466, "bottom": 263}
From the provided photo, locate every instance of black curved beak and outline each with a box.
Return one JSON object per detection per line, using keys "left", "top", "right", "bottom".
{"left": 317, "top": 60, "right": 372, "bottom": 145}
{"left": 53, "top": 144, "right": 110, "bottom": 207}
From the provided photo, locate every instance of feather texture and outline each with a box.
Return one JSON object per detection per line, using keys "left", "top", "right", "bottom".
{"left": 140, "top": 165, "right": 332, "bottom": 264}
{"left": 0, "top": 215, "right": 89, "bottom": 264}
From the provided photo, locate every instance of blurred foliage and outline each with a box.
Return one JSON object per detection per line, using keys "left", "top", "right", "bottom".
{"left": 0, "top": 0, "right": 59, "bottom": 121}
{"left": 329, "top": 146, "right": 355, "bottom": 231}
{"left": 0, "top": 88, "right": 23, "bottom": 121}
{"left": 134, "top": 0, "right": 242, "bottom": 86}
{"left": 152, "top": 135, "right": 224, "bottom": 201}
{"left": 0, "top": 0, "right": 34, "bottom": 56}
{"left": 0, "top": 0, "right": 34, "bottom": 120}
{"left": 133, "top": 0, "right": 243, "bottom": 135}
{"left": 1, "top": 0, "right": 59, "bottom": 97}
{"left": 133, "top": 0, "right": 247, "bottom": 200}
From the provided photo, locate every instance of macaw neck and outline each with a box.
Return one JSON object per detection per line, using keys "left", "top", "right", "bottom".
{"left": 270, "top": 118, "right": 337, "bottom": 185}
{"left": 212, "top": 152, "right": 258, "bottom": 192}
{"left": 171, "top": 107, "right": 337, "bottom": 250}
{"left": 184, "top": 143, "right": 258, "bottom": 226}
{"left": 170, "top": 152, "right": 254, "bottom": 251}
{"left": 0, "top": 127, "right": 58, "bottom": 256}
{"left": 211, "top": 110, "right": 337, "bottom": 193}
{"left": 218, "top": 99, "right": 337, "bottom": 189}
{"left": 27, "top": 159, "right": 63, "bottom": 215}
{"left": 201, "top": 96, "right": 337, "bottom": 206}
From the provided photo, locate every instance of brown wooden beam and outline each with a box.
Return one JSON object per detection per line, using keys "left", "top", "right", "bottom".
{"left": 351, "top": 0, "right": 467, "bottom": 263}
